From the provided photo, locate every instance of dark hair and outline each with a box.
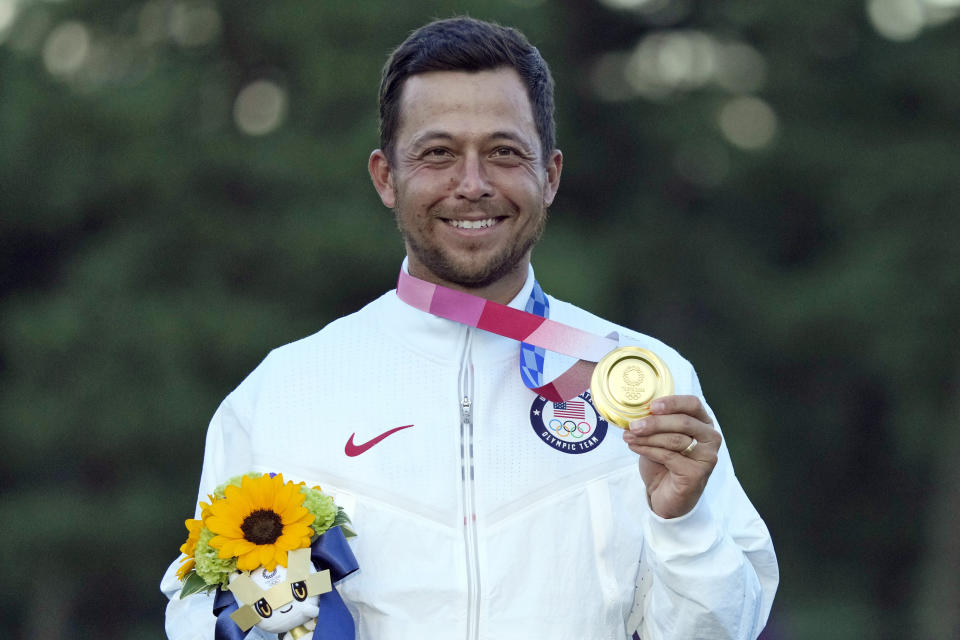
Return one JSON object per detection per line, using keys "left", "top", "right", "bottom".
{"left": 378, "top": 17, "right": 556, "bottom": 165}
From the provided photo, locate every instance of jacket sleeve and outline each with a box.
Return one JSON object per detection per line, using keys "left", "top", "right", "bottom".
{"left": 160, "top": 390, "right": 258, "bottom": 639}
{"left": 627, "top": 366, "right": 779, "bottom": 640}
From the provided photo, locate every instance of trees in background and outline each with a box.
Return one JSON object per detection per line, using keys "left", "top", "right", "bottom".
{"left": 1, "top": 1, "right": 957, "bottom": 637}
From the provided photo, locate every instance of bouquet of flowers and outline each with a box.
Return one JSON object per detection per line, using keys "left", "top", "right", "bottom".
{"left": 177, "top": 472, "right": 358, "bottom": 640}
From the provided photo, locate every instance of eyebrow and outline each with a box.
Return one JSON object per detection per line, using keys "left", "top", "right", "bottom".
{"left": 408, "top": 131, "right": 453, "bottom": 149}
{"left": 409, "top": 130, "right": 535, "bottom": 151}
{"left": 489, "top": 131, "right": 535, "bottom": 150}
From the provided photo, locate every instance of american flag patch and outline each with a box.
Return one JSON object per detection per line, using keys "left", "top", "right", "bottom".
{"left": 553, "top": 400, "right": 585, "bottom": 419}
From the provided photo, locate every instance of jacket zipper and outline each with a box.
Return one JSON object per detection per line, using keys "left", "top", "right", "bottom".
{"left": 458, "top": 328, "right": 481, "bottom": 640}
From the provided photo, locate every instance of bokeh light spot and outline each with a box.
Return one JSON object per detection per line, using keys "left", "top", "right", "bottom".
{"left": 137, "top": 0, "right": 167, "bottom": 45}
{"left": 233, "top": 79, "right": 288, "bottom": 136}
{"left": 608, "top": 30, "right": 767, "bottom": 102}
{"left": 625, "top": 31, "right": 718, "bottom": 100}
{"left": 43, "top": 21, "right": 90, "bottom": 77}
{"left": 717, "top": 96, "right": 778, "bottom": 150}
{"left": 657, "top": 30, "right": 715, "bottom": 85}
{"left": 714, "top": 41, "right": 767, "bottom": 94}
{"left": 867, "top": 0, "right": 925, "bottom": 41}
{"left": 0, "top": 0, "right": 18, "bottom": 44}
{"left": 598, "top": 0, "right": 660, "bottom": 9}
{"left": 170, "top": 0, "right": 221, "bottom": 47}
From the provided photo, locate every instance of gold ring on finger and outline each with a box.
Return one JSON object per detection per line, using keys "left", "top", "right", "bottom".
{"left": 680, "top": 437, "right": 698, "bottom": 457}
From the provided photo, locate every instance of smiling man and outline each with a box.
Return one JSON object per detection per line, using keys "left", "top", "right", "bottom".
{"left": 369, "top": 67, "right": 561, "bottom": 303}
{"left": 163, "top": 17, "right": 778, "bottom": 640}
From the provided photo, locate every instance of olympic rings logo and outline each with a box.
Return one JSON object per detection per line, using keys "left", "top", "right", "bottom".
{"left": 548, "top": 418, "right": 593, "bottom": 440}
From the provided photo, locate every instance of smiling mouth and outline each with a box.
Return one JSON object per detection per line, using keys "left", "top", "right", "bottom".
{"left": 445, "top": 217, "right": 502, "bottom": 229}
{"left": 279, "top": 604, "right": 293, "bottom": 614}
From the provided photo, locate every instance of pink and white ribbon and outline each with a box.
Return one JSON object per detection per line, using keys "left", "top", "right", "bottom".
{"left": 396, "top": 270, "right": 618, "bottom": 402}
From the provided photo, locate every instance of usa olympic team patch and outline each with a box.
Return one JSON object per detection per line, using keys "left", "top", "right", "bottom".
{"left": 529, "top": 390, "right": 608, "bottom": 454}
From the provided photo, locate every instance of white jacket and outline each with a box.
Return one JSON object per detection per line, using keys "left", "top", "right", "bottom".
{"left": 162, "top": 265, "right": 778, "bottom": 640}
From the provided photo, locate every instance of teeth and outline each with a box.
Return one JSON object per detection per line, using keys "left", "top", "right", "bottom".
{"left": 448, "top": 218, "right": 497, "bottom": 229}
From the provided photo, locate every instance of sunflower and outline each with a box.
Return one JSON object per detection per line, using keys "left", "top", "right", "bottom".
{"left": 205, "top": 473, "right": 315, "bottom": 571}
{"left": 176, "top": 496, "right": 214, "bottom": 580}
{"left": 176, "top": 518, "right": 204, "bottom": 580}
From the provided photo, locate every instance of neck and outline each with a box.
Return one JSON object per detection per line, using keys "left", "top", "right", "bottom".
{"left": 406, "top": 262, "right": 528, "bottom": 305}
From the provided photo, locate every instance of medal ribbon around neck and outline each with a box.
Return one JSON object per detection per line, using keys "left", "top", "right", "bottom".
{"left": 396, "top": 269, "right": 619, "bottom": 402}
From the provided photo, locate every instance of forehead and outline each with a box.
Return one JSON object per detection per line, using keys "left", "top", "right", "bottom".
{"left": 396, "top": 68, "right": 537, "bottom": 143}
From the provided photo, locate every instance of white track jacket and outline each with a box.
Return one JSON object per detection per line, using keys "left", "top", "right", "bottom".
{"left": 162, "top": 265, "right": 778, "bottom": 640}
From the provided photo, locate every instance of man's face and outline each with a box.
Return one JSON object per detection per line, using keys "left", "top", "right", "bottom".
{"left": 370, "top": 68, "right": 562, "bottom": 295}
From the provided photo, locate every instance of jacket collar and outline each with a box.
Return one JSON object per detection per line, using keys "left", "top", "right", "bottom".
{"left": 379, "top": 258, "right": 538, "bottom": 365}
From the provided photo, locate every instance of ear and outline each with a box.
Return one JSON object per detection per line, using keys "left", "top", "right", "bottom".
{"left": 368, "top": 149, "right": 396, "bottom": 208}
{"left": 542, "top": 149, "right": 563, "bottom": 207}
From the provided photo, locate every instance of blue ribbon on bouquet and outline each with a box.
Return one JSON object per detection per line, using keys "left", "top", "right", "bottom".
{"left": 213, "top": 526, "right": 359, "bottom": 640}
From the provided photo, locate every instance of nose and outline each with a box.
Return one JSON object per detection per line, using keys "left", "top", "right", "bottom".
{"left": 453, "top": 153, "right": 492, "bottom": 201}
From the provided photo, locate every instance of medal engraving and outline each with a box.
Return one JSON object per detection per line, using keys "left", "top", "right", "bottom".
{"left": 611, "top": 359, "right": 655, "bottom": 405}
{"left": 590, "top": 347, "right": 673, "bottom": 429}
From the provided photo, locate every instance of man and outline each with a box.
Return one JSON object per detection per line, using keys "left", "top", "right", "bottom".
{"left": 163, "top": 17, "right": 778, "bottom": 639}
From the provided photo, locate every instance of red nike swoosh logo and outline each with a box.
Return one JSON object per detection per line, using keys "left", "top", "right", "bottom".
{"left": 345, "top": 424, "right": 414, "bottom": 457}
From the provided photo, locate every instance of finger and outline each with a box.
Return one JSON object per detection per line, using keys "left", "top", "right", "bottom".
{"left": 623, "top": 431, "right": 698, "bottom": 454}
{"left": 649, "top": 395, "right": 712, "bottom": 424}
{"left": 623, "top": 432, "right": 718, "bottom": 467}
{"left": 628, "top": 413, "right": 720, "bottom": 447}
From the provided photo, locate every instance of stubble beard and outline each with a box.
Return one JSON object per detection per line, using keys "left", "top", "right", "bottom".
{"left": 396, "top": 204, "right": 548, "bottom": 290}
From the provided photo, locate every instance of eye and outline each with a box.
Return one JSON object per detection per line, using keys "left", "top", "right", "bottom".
{"left": 255, "top": 598, "right": 272, "bottom": 618}
{"left": 490, "top": 146, "right": 529, "bottom": 165}
{"left": 291, "top": 580, "right": 308, "bottom": 602}
{"left": 424, "top": 147, "right": 452, "bottom": 159}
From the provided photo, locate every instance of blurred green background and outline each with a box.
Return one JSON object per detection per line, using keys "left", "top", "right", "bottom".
{"left": 1, "top": 0, "right": 958, "bottom": 637}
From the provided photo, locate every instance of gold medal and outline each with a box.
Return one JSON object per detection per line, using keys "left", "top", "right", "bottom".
{"left": 590, "top": 346, "right": 673, "bottom": 429}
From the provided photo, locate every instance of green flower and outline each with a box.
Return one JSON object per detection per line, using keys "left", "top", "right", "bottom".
{"left": 301, "top": 486, "right": 338, "bottom": 536}
{"left": 193, "top": 527, "right": 236, "bottom": 589}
